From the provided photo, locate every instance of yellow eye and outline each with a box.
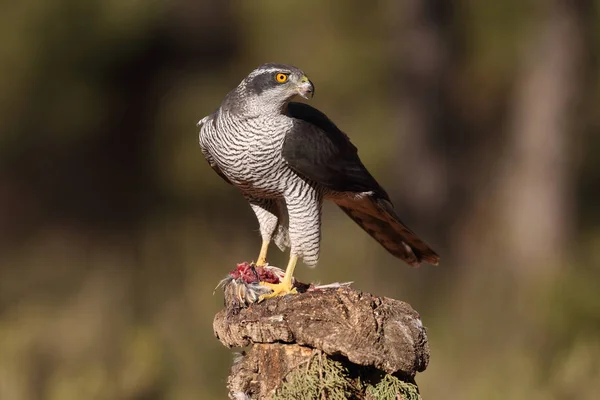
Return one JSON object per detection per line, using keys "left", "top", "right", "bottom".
{"left": 276, "top": 73, "right": 288, "bottom": 83}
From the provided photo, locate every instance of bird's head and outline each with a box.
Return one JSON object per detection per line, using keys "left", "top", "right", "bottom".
{"left": 225, "top": 63, "right": 314, "bottom": 115}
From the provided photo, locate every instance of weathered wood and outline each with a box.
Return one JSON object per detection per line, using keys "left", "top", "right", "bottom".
{"left": 228, "top": 343, "right": 315, "bottom": 398}
{"left": 214, "top": 280, "right": 429, "bottom": 399}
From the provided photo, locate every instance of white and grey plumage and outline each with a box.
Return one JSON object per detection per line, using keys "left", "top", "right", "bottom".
{"left": 198, "top": 63, "right": 439, "bottom": 297}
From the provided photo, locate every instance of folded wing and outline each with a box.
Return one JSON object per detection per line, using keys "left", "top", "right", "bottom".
{"left": 283, "top": 102, "right": 439, "bottom": 266}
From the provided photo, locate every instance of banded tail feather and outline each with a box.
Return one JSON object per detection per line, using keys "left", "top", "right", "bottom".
{"left": 334, "top": 195, "right": 439, "bottom": 267}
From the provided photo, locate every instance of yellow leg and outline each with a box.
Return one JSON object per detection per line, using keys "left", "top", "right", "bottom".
{"left": 256, "top": 240, "right": 269, "bottom": 267}
{"left": 259, "top": 255, "right": 299, "bottom": 299}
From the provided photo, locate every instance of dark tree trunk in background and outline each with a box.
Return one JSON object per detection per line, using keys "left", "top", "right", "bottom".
{"left": 387, "top": 0, "right": 449, "bottom": 223}
{"left": 0, "top": 0, "right": 239, "bottom": 246}
{"left": 389, "top": 0, "right": 476, "bottom": 256}
{"left": 388, "top": 0, "right": 591, "bottom": 282}
{"left": 492, "top": 0, "right": 591, "bottom": 279}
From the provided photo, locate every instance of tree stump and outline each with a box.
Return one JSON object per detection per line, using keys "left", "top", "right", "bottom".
{"left": 214, "top": 276, "right": 430, "bottom": 400}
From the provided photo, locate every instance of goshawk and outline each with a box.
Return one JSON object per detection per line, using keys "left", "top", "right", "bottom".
{"left": 198, "top": 63, "right": 439, "bottom": 297}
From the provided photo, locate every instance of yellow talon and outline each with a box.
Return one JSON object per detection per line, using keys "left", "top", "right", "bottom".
{"left": 258, "top": 255, "right": 299, "bottom": 301}
{"left": 259, "top": 282, "right": 298, "bottom": 299}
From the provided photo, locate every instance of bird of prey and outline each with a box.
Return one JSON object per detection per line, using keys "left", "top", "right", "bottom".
{"left": 198, "top": 63, "right": 439, "bottom": 298}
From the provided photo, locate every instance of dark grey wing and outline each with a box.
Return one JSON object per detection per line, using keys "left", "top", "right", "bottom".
{"left": 283, "top": 102, "right": 389, "bottom": 200}
{"left": 284, "top": 102, "right": 440, "bottom": 267}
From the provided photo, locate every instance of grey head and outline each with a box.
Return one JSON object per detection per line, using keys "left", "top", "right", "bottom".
{"left": 221, "top": 63, "right": 314, "bottom": 115}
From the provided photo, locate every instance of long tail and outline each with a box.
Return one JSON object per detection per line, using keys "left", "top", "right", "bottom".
{"left": 334, "top": 196, "right": 439, "bottom": 267}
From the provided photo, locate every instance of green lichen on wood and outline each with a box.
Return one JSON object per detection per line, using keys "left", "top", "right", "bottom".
{"left": 273, "top": 352, "right": 359, "bottom": 400}
{"left": 365, "top": 374, "right": 421, "bottom": 400}
{"left": 272, "top": 353, "right": 421, "bottom": 400}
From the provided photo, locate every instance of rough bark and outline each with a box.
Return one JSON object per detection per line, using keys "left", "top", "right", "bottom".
{"left": 214, "top": 282, "right": 429, "bottom": 399}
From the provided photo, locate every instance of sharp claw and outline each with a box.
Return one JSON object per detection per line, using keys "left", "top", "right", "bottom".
{"left": 258, "top": 281, "right": 297, "bottom": 301}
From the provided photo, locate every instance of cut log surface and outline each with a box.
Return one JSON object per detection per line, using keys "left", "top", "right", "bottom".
{"left": 214, "top": 280, "right": 430, "bottom": 399}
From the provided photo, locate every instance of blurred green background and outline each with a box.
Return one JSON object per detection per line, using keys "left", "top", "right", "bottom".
{"left": 1, "top": 0, "right": 599, "bottom": 399}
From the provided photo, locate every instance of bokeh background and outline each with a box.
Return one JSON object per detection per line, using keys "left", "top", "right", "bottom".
{"left": 1, "top": 0, "right": 599, "bottom": 399}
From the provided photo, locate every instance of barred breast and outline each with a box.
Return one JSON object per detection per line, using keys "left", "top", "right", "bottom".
{"left": 200, "top": 110, "right": 297, "bottom": 199}
{"left": 199, "top": 110, "right": 325, "bottom": 266}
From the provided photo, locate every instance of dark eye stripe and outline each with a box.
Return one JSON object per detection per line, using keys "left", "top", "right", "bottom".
{"left": 246, "top": 70, "right": 290, "bottom": 95}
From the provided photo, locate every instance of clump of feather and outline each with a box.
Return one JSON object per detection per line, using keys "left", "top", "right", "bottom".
{"left": 216, "top": 262, "right": 352, "bottom": 307}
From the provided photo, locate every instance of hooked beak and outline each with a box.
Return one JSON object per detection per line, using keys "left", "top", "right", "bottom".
{"left": 297, "top": 75, "right": 314, "bottom": 99}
